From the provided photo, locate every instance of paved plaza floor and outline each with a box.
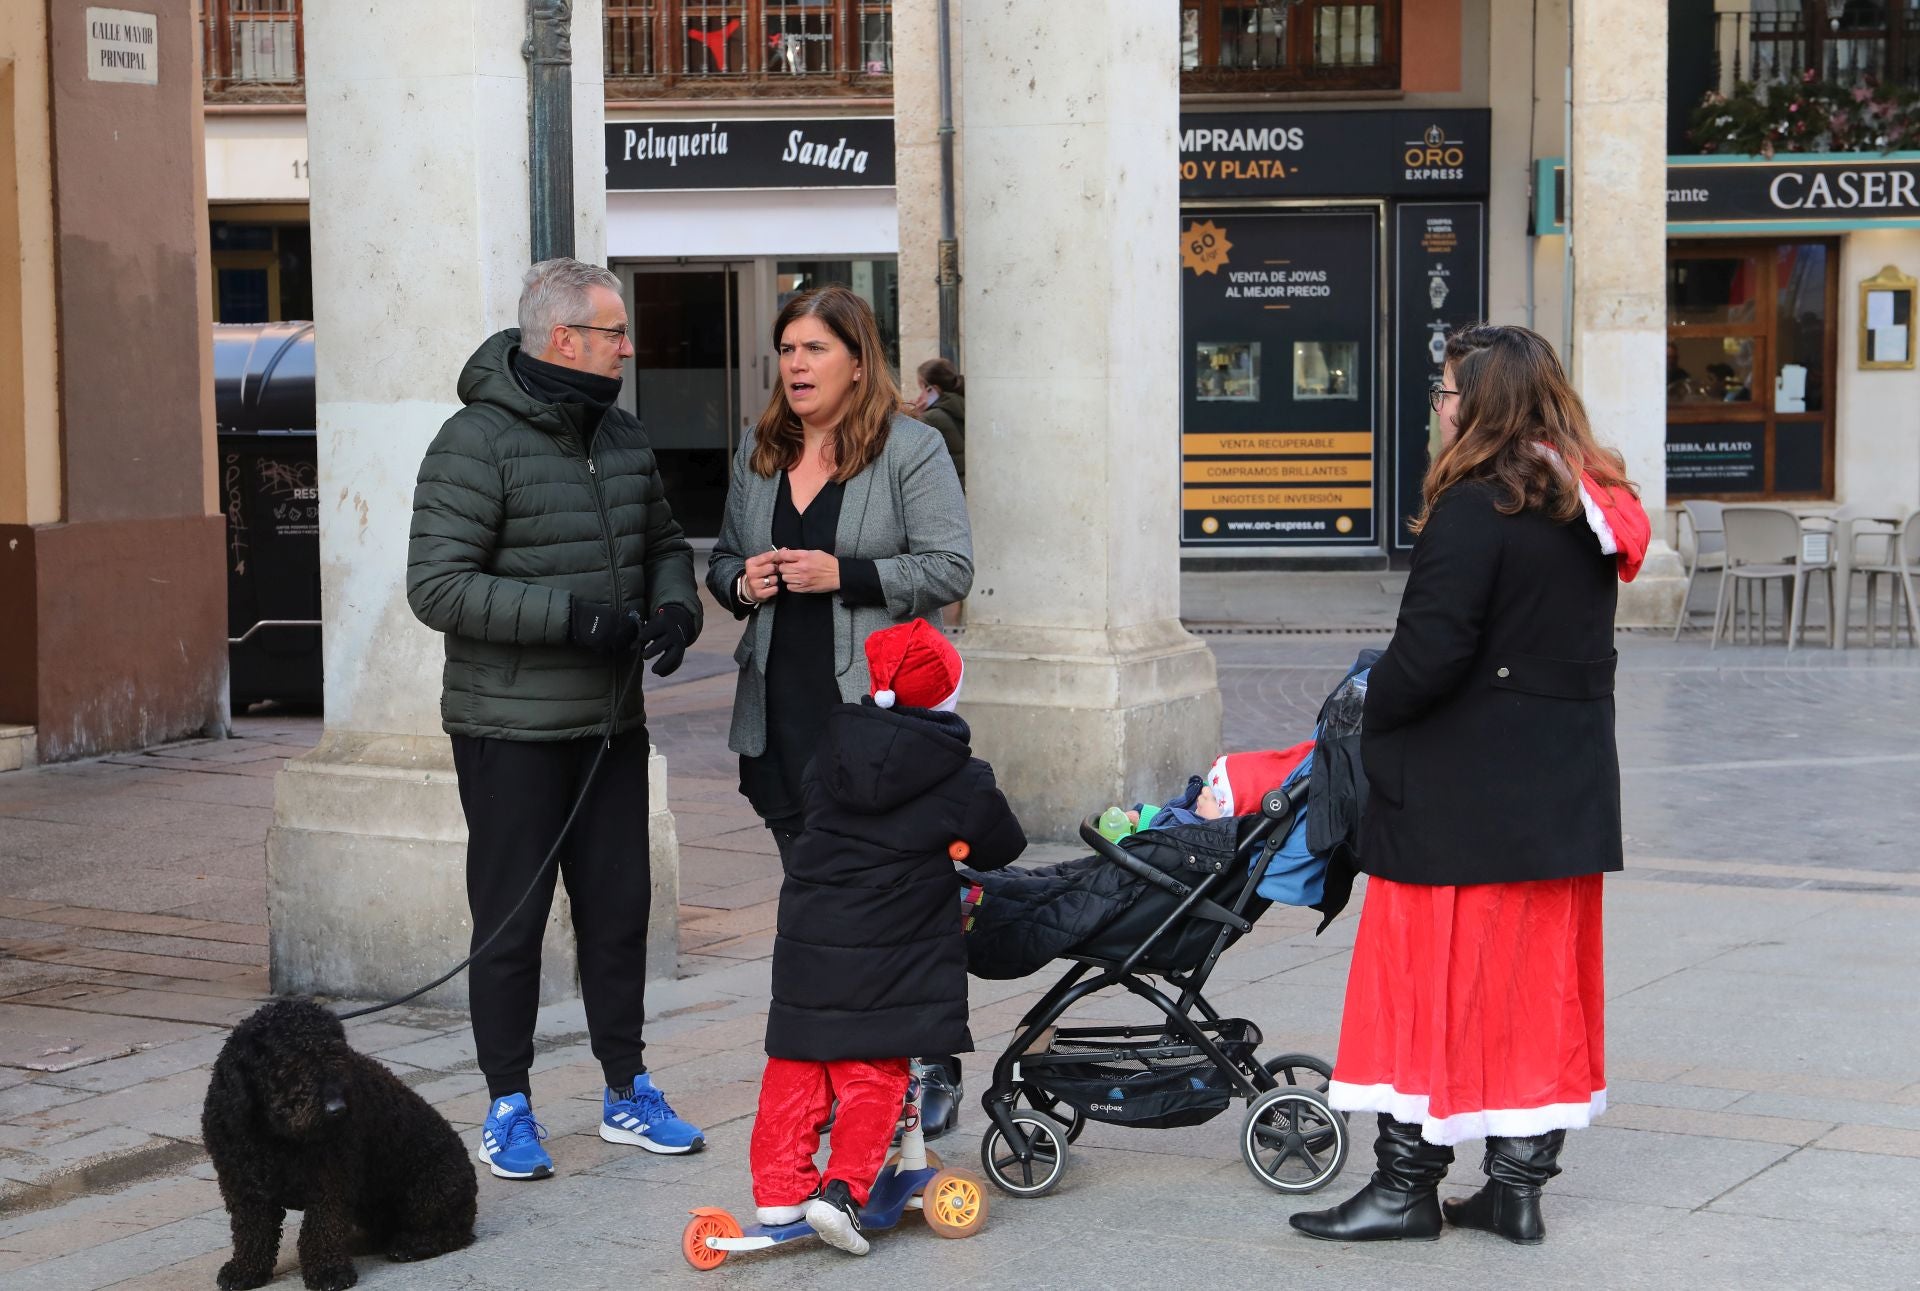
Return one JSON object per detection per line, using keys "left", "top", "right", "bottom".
{"left": 1, "top": 601, "right": 1917, "bottom": 1289}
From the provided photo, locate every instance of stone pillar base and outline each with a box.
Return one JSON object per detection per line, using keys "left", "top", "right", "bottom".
{"left": 1615, "top": 540, "right": 1688, "bottom": 629}
{"left": 960, "top": 619, "right": 1222, "bottom": 840}
{"left": 266, "top": 733, "right": 681, "bottom": 1008}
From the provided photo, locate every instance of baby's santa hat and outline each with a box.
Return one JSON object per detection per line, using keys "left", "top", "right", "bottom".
{"left": 1205, "top": 743, "right": 1313, "bottom": 817}
{"left": 865, "top": 618, "right": 964, "bottom": 713}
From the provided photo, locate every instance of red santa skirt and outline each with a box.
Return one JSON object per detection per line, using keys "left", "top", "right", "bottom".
{"left": 1328, "top": 874, "right": 1607, "bottom": 1147}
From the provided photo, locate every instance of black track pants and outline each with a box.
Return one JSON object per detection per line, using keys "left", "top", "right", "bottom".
{"left": 451, "top": 729, "right": 652, "bottom": 1100}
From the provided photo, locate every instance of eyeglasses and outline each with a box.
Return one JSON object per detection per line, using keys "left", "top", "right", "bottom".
{"left": 1428, "top": 383, "right": 1460, "bottom": 413}
{"left": 566, "top": 322, "right": 630, "bottom": 341}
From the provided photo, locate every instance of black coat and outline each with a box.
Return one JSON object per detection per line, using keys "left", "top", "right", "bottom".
{"left": 767, "top": 701, "right": 1025, "bottom": 1062}
{"left": 1360, "top": 481, "right": 1623, "bottom": 886}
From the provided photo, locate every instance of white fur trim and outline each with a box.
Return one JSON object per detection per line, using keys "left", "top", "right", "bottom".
{"left": 1535, "top": 443, "right": 1618, "bottom": 555}
{"left": 1327, "top": 1080, "right": 1608, "bottom": 1147}
{"left": 874, "top": 689, "right": 896, "bottom": 709}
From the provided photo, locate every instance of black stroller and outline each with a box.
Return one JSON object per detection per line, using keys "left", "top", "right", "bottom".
{"left": 975, "top": 779, "right": 1350, "bottom": 1199}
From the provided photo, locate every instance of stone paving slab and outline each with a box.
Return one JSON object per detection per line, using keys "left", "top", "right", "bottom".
{"left": 0, "top": 630, "right": 1916, "bottom": 1286}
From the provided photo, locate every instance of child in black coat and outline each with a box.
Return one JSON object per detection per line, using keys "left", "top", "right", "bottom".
{"left": 749, "top": 618, "right": 1025, "bottom": 1255}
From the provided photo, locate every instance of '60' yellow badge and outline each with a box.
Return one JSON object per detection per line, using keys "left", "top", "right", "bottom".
{"left": 1182, "top": 220, "right": 1231, "bottom": 275}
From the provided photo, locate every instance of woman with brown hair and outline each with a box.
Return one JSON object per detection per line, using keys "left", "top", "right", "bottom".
{"left": 1289, "top": 324, "right": 1649, "bottom": 1247}
{"left": 914, "top": 357, "right": 966, "bottom": 485}
{"left": 706, "top": 286, "right": 972, "bottom": 858}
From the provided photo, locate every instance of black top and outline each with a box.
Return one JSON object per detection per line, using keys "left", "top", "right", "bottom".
{"left": 739, "top": 472, "right": 846, "bottom": 831}
{"left": 768, "top": 702, "right": 1025, "bottom": 1062}
{"left": 1358, "top": 480, "right": 1623, "bottom": 887}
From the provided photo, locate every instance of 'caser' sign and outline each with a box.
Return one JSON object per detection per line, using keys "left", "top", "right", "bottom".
{"left": 1540, "top": 154, "right": 1920, "bottom": 231}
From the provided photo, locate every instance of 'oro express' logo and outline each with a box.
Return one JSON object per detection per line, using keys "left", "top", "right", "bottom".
{"left": 1405, "top": 124, "right": 1467, "bottom": 182}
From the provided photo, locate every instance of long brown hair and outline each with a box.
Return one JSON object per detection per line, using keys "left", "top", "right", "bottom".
{"left": 1411, "top": 323, "right": 1635, "bottom": 534}
{"left": 749, "top": 286, "right": 901, "bottom": 481}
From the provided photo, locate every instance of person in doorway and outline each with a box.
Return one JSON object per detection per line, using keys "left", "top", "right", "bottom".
{"left": 407, "top": 257, "right": 707, "bottom": 1182}
{"left": 749, "top": 620, "right": 1024, "bottom": 1255}
{"left": 914, "top": 357, "right": 966, "bottom": 486}
{"left": 1290, "top": 323, "right": 1649, "bottom": 1247}
{"left": 706, "top": 285, "right": 972, "bottom": 864}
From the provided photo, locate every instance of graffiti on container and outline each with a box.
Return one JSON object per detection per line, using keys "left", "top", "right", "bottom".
{"left": 225, "top": 453, "right": 249, "bottom": 576}
{"left": 259, "top": 458, "right": 320, "bottom": 539}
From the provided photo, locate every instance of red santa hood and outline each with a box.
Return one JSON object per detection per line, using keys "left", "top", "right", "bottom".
{"left": 1537, "top": 445, "right": 1652, "bottom": 583}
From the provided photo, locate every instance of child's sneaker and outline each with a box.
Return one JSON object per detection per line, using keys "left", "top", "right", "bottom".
{"left": 477, "top": 1093, "right": 553, "bottom": 1180}
{"left": 805, "top": 1180, "right": 869, "bottom": 1255}
{"left": 755, "top": 1196, "right": 813, "bottom": 1226}
{"left": 601, "top": 1072, "right": 706, "bottom": 1154}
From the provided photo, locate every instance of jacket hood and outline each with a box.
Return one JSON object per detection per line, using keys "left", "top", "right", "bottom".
{"left": 456, "top": 329, "right": 570, "bottom": 435}
{"left": 1575, "top": 473, "right": 1652, "bottom": 583}
{"left": 815, "top": 701, "right": 972, "bottom": 815}
{"left": 934, "top": 391, "right": 964, "bottom": 416}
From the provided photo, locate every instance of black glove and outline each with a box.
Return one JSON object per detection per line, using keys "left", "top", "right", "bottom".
{"left": 635, "top": 604, "right": 696, "bottom": 677}
{"left": 569, "top": 598, "right": 640, "bottom": 654}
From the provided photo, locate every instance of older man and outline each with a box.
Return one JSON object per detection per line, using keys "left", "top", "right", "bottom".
{"left": 407, "top": 258, "right": 704, "bottom": 1180}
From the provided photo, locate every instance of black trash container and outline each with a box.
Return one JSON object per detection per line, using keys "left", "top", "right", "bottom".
{"left": 215, "top": 322, "right": 323, "bottom": 710}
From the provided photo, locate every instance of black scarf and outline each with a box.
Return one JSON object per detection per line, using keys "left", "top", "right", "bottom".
{"left": 513, "top": 350, "right": 622, "bottom": 446}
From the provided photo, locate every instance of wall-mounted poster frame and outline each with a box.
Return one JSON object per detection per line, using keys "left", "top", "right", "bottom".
{"left": 1390, "top": 201, "right": 1486, "bottom": 553}
{"left": 1858, "top": 263, "right": 1917, "bottom": 370}
{"left": 1178, "top": 199, "right": 1388, "bottom": 553}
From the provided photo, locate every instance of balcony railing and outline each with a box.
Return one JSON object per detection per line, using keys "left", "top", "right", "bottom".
{"left": 203, "top": 0, "right": 304, "bottom": 103}
{"left": 606, "top": 1, "right": 894, "bottom": 99}
{"left": 200, "top": 0, "right": 898, "bottom": 104}
{"left": 1715, "top": 2, "right": 1920, "bottom": 94}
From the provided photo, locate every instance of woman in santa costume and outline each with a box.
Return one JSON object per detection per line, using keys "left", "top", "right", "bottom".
{"left": 1290, "top": 324, "right": 1649, "bottom": 1247}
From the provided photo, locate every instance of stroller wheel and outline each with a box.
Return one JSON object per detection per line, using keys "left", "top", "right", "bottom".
{"left": 980, "top": 1113, "right": 1070, "bottom": 1199}
{"left": 1015, "top": 1086, "right": 1087, "bottom": 1144}
{"left": 1241, "top": 1087, "right": 1348, "bottom": 1195}
{"left": 1262, "top": 1051, "right": 1334, "bottom": 1093}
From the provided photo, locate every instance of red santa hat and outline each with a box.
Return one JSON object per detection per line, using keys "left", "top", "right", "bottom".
{"left": 1204, "top": 743, "right": 1313, "bottom": 817}
{"left": 865, "top": 618, "right": 964, "bottom": 713}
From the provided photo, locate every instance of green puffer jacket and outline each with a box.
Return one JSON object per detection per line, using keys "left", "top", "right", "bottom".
{"left": 406, "top": 330, "right": 701, "bottom": 740}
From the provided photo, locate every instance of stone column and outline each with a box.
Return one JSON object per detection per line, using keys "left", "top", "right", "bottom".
{"left": 894, "top": 0, "right": 963, "bottom": 384}
{"left": 269, "top": 0, "right": 679, "bottom": 1006}
{"left": 1570, "top": 0, "right": 1687, "bottom": 624}
{"left": 955, "top": 0, "right": 1220, "bottom": 835}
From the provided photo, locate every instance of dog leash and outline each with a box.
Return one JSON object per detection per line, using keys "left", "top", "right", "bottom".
{"left": 335, "top": 643, "right": 650, "bottom": 1021}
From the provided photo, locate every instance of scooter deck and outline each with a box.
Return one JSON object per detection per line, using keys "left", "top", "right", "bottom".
{"left": 711, "top": 1165, "right": 938, "bottom": 1251}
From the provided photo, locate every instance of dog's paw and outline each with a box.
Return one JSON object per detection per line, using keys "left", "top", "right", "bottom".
{"left": 300, "top": 1263, "right": 357, "bottom": 1291}
{"left": 385, "top": 1231, "right": 466, "bottom": 1263}
{"left": 216, "top": 1261, "right": 273, "bottom": 1290}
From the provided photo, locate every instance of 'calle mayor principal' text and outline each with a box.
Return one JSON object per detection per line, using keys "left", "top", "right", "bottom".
{"left": 90, "top": 15, "right": 155, "bottom": 72}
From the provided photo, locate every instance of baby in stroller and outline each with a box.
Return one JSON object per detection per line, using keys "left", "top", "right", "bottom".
{"left": 958, "top": 743, "right": 1324, "bottom": 982}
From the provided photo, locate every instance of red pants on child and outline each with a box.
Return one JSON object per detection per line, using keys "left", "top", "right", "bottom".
{"left": 750, "top": 1056, "right": 911, "bottom": 1208}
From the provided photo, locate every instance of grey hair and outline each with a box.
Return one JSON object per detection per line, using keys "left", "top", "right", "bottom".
{"left": 518, "top": 257, "right": 621, "bottom": 357}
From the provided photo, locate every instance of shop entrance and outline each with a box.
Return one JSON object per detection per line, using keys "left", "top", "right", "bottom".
{"left": 619, "top": 258, "right": 901, "bottom": 538}
{"left": 1666, "top": 240, "right": 1837, "bottom": 499}
{"left": 1179, "top": 205, "right": 1384, "bottom": 553}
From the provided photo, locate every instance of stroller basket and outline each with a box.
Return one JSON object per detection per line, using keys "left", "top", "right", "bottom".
{"left": 1025, "top": 1019, "right": 1263, "bottom": 1129}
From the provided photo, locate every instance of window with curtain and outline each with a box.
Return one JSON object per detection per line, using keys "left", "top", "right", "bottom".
{"left": 605, "top": 0, "right": 894, "bottom": 97}
{"left": 1181, "top": 0, "right": 1399, "bottom": 92}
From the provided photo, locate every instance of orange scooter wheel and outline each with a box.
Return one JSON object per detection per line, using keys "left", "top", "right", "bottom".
{"left": 923, "top": 1168, "right": 989, "bottom": 1238}
{"left": 682, "top": 1208, "right": 742, "bottom": 1271}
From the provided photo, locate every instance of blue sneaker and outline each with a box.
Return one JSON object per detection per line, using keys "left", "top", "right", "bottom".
{"left": 477, "top": 1093, "right": 553, "bottom": 1180}
{"left": 601, "top": 1073, "right": 705, "bottom": 1154}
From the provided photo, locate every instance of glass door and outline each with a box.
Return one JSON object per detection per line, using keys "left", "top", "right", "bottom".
{"left": 620, "top": 262, "right": 756, "bottom": 537}
{"left": 1666, "top": 241, "right": 1835, "bottom": 499}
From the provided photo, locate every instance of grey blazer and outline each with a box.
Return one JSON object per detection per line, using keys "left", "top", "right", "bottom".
{"left": 706, "top": 414, "right": 973, "bottom": 758}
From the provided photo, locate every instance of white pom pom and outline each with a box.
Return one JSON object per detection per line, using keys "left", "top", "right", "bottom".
{"left": 875, "top": 689, "right": 897, "bottom": 709}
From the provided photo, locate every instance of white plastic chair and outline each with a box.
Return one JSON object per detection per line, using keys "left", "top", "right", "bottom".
{"left": 1844, "top": 508, "right": 1920, "bottom": 647}
{"left": 1712, "top": 505, "right": 1835, "bottom": 650}
{"left": 1672, "top": 500, "right": 1726, "bottom": 640}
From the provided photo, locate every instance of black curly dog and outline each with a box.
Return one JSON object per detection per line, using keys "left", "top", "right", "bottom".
{"left": 203, "top": 999, "right": 477, "bottom": 1290}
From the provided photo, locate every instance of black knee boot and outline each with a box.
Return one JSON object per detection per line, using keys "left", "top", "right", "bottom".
{"left": 1441, "top": 1131, "right": 1565, "bottom": 1245}
{"left": 1289, "top": 1115, "right": 1454, "bottom": 1242}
